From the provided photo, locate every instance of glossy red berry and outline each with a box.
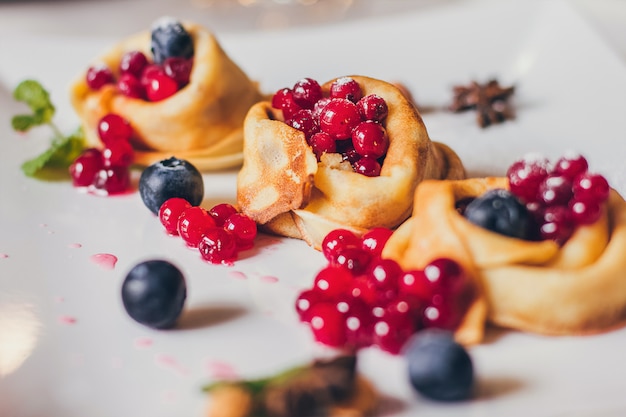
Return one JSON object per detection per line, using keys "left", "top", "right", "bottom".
{"left": 97, "top": 114, "right": 133, "bottom": 145}
{"left": 506, "top": 156, "right": 550, "bottom": 203}
{"left": 538, "top": 175, "right": 573, "bottom": 207}
{"left": 69, "top": 148, "right": 104, "bottom": 187}
{"left": 208, "top": 203, "right": 239, "bottom": 227}
{"left": 145, "top": 72, "right": 178, "bottom": 102}
{"left": 295, "top": 289, "right": 326, "bottom": 322}
{"left": 336, "top": 295, "right": 374, "bottom": 349}
{"left": 361, "top": 227, "right": 393, "bottom": 257}
{"left": 313, "top": 265, "right": 353, "bottom": 298}
{"left": 367, "top": 258, "right": 403, "bottom": 301}
{"left": 309, "top": 131, "right": 337, "bottom": 160}
{"left": 119, "top": 50, "right": 149, "bottom": 78}
{"left": 177, "top": 206, "right": 216, "bottom": 248}
{"left": 163, "top": 57, "right": 193, "bottom": 87}
{"left": 352, "top": 121, "right": 389, "bottom": 159}
{"left": 569, "top": 198, "right": 602, "bottom": 225}
{"left": 398, "top": 269, "right": 433, "bottom": 301}
{"left": 92, "top": 166, "right": 130, "bottom": 195}
{"left": 423, "top": 258, "right": 466, "bottom": 296}
{"left": 86, "top": 65, "right": 114, "bottom": 90}
{"left": 321, "top": 229, "right": 361, "bottom": 263}
{"left": 333, "top": 247, "right": 372, "bottom": 275}
{"left": 553, "top": 153, "right": 588, "bottom": 180}
{"left": 573, "top": 172, "right": 610, "bottom": 202}
{"left": 198, "top": 228, "right": 238, "bottom": 264}
{"left": 102, "top": 140, "right": 135, "bottom": 167}
{"left": 308, "top": 302, "right": 347, "bottom": 348}
{"left": 353, "top": 157, "right": 381, "bottom": 177}
{"left": 357, "top": 94, "right": 388, "bottom": 122}
{"left": 329, "top": 77, "right": 362, "bottom": 103}
{"left": 292, "top": 78, "right": 323, "bottom": 109}
{"left": 117, "top": 73, "right": 145, "bottom": 99}
{"left": 159, "top": 197, "right": 192, "bottom": 235}
{"left": 287, "top": 109, "right": 319, "bottom": 141}
{"left": 224, "top": 213, "right": 257, "bottom": 250}
{"left": 540, "top": 205, "right": 574, "bottom": 244}
{"left": 319, "top": 98, "right": 361, "bottom": 140}
{"left": 140, "top": 64, "right": 164, "bottom": 87}
{"left": 271, "top": 88, "right": 302, "bottom": 120}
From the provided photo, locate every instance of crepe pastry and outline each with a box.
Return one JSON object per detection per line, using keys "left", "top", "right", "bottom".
{"left": 383, "top": 177, "right": 626, "bottom": 345}
{"left": 237, "top": 75, "right": 465, "bottom": 249}
{"left": 70, "top": 21, "right": 264, "bottom": 171}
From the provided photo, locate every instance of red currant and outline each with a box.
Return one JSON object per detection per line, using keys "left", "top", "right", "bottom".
{"left": 177, "top": 206, "right": 216, "bottom": 248}
{"left": 292, "top": 78, "right": 323, "bottom": 109}
{"left": 321, "top": 229, "right": 361, "bottom": 263}
{"left": 102, "top": 140, "right": 135, "bottom": 167}
{"left": 119, "top": 50, "right": 148, "bottom": 78}
{"left": 224, "top": 213, "right": 257, "bottom": 250}
{"left": 361, "top": 227, "right": 393, "bottom": 257}
{"left": 553, "top": 153, "right": 588, "bottom": 180}
{"left": 163, "top": 57, "right": 193, "bottom": 87}
{"left": 198, "top": 228, "right": 238, "bottom": 264}
{"left": 308, "top": 302, "right": 347, "bottom": 348}
{"left": 352, "top": 121, "right": 389, "bottom": 159}
{"left": 97, "top": 114, "right": 133, "bottom": 145}
{"left": 86, "top": 65, "right": 114, "bottom": 90}
{"left": 309, "top": 132, "right": 337, "bottom": 160}
{"left": 507, "top": 156, "right": 550, "bottom": 203}
{"left": 92, "top": 166, "right": 130, "bottom": 195}
{"left": 159, "top": 198, "right": 192, "bottom": 235}
{"left": 117, "top": 73, "right": 145, "bottom": 99}
{"left": 295, "top": 289, "right": 326, "bottom": 322}
{"left": 145, "top": 72, "right": 178, "bottom": 102}
{"left": 357, "top": 94, "right": 388, "bottom": 122}
{"left": 353, "top": 157, "right": 381, "bottom": 177}
{"left": 271, "top": 88, "right": 302, "bottom": 120}
{"left": 69, "top": 148, "right": 104, "bottom": 187}
{"left": 208, "top": 203, "right": 239, "bottom": 227}
{"left": 313, "top": 265, "right": 353, "bottom": 298}
{"left": 286, "top": 109, "right": 319, "bottom": 141}
{"left": 319, "top": 98, "right": 361, "bottom": 140}
{"left": 329, "top": 77, "right": 362, "bottom": 103}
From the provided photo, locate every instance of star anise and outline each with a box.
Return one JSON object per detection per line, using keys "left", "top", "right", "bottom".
{"left": 449, "top": 79, "right": 515, "bottom": 128}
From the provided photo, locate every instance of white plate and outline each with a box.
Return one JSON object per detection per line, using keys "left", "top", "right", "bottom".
{"left": 2, "top": 1, "right": 626, "bottom": 416}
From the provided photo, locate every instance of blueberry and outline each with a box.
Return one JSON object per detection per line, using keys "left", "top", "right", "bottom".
{"left": 139, "top": 157, "right": 204, "bottom": 215}
{"left": 405, "top": 329, "right": 474, "bottom": 401}
{"left": 463, "top": 188, "right": 532, "bottom": 239}
{"left": 151, "top": 17, "right": 194, "bottom": 65}
{"left": 121, "top": 260, "right": 186, "bottom": 329}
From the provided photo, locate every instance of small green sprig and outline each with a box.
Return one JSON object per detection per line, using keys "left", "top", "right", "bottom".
{"left": 11, "top": 80, "right": 86, "bottom": 177}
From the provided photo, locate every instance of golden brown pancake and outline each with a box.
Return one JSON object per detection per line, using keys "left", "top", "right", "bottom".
{"left": 237, "top": 75, "right": 465, "bottom": 249}
{"left": 70, "top": 22, "right": 264, "bottom": 171}
{"left": 383, "top": 177, "right": 626, "bottom": 345}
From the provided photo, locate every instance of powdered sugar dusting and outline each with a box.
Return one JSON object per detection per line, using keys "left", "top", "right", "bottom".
{"left": 335, "top": 76, "right": 354, "bottom": 86}
{"left": 90, "top": 253, "right": 118, "bottom": 270}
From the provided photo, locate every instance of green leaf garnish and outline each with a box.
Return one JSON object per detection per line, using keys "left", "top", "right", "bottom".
{"left": 11, "top": 80, "right": 86, "bottom": 177}
{"left": 21, "top": 129, "right": 86, "bottom": 177}
{"left": 12, "top": 79, "right": 56, "bottom": 131}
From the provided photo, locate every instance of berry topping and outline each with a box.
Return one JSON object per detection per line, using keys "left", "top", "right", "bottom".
{"left": 292, "top": 78, "right": 323, "bottom": 109}
{"left": 198, "top": 227, "right": 238, "bottom": 264}
{"left": 139, "top": 157, "right": 204, "bottom": 215}
{"left": 223, "top": 213, "right": 257, "bottom": 250}
{"left": 271, "top": 77, "right": 392, "bottom": 176}
{"left": 97, "top": 113, "right": 134, "bottom": 145}
{"left": 151, "top": 17, "right": 194, "bottom": 65}
{"left": 145, "top": 71, "right": 179, "bottom": 102}
{"left": 208, "top": 203, "right": 239, "bottom": 227}
{"left": 319, "top": 98, "right": 362, "bottom": 140}
{"left": 92, "top": 166, "right": 130, "bottom": 195}
{"left": 69, "top": 148, "right": 104, "bottom": 187}
{"left": 297, "top": 228, "right": 473, "bottom": 354}
{"left": 351, "top": 121, "right": 389, "bottom": 159}
{"left": 163, "top": 57, "right": 193, "bottom": 87}
{"left": 119, "top": 50, "right": 149, "bottom": 78}
{"left": 405, "top": 329, "right": 474, "bottom": 401}
{"left": 117, "top": 73, "right": 145, "bottom": 99}
{"left": 463, "top": 189, "right": 533, "bottom": 240}
{"left": 159, "top": 197, "right": 192, "bottom": 235}
{"left": 357, "top": 94, "right": 388, "bottom": 122}
{"left": 330, "top": 77, "right": 363, "bottom": 103}
{"left": 177, "top": 206, "right": 216, "bottom": 248}
{"left": 121, "top": 260, "right": 187, "bottom": 329}
{"left": 86, "top": 64, "right": 114, "bottom": 90}
{"left": 505, "top": 153, "right": 611, "bottom": 244}
{"left": 102, "top": 140, "right": 134, "bottom": 167}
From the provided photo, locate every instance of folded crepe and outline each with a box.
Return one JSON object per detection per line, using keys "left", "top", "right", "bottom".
{"left": 383, "top": 177, "right": 626, "bottom": 345}
{"left": 70, "top": 21, "right": 264, "bottom": 171}
{"left": 237, "top": 75, "right": 465, "bottom": 249}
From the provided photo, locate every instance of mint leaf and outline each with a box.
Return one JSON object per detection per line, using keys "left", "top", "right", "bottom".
{"left": 12, "top": 80, "right": 55, "bottom": 131}
{"left": 21, "top": 128, "right": 86, "bottom": 177}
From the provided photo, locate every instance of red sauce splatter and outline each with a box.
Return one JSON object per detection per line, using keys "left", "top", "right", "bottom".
{"left": 90, "top": 253, "right": 118, "bottom": 270}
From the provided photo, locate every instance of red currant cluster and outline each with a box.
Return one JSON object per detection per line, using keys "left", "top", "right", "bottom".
{"left": 507, "top": 153, "right": 610, "bottom": 244}
{"left": 158, "top": 199, "right": 257, "bottom": 264}
{"left": 85, "top": 50, "right": 192, "bottom": 102}
{"left": 295, "top": 228, "right": 472, "bottom": 354}
{"left": 69, "top": 113, "right": 134, "bottom": 195}
{"left": 272, "top": 77, "right": 390, "bottom": 177}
